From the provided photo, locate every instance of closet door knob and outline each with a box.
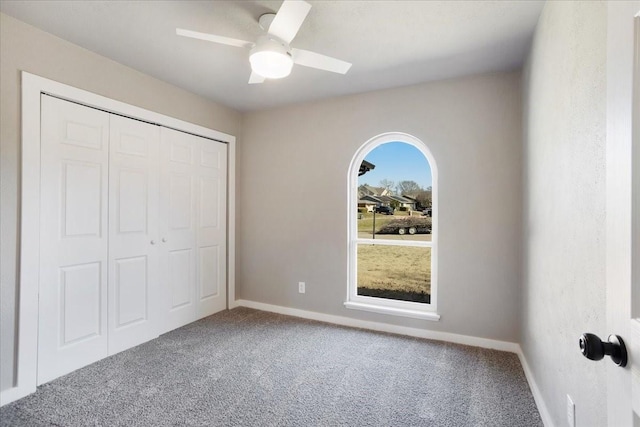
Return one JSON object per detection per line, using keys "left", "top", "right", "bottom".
{"left": 162, "top": 238, "right": 167, "bottom": 243}
{"left": 150, "top": 240, "right": 156, "bottom": 245}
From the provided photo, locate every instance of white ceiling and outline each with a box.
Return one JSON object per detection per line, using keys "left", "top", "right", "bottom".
{"left": 0, "top": 1, "right": 544, "bottom": 112}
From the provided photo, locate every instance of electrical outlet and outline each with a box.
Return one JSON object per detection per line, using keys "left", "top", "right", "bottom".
{"left": 298, "top": 282, "right": 305, "bottom": 294}
{"left": 566, "top": 395, "right": 575, "bottom": 427}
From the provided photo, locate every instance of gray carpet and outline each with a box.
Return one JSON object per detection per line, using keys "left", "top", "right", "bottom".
{"left": 0, "top": 307, "right": 542, "bottom": 426}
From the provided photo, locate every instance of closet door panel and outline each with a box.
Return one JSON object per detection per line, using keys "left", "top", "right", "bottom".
{"left": 169, "top": 173, "right": 192, "bottom": 229}
{"left": 114, "top": 256, "right": 148, "bottom": 326}
{"left": 196, "top": 141, "right": 227, "bottom": 318}
{"left": 160, "top": 128, "right": 198, "bottom": 332}
{"left": 169, "top": 248, "right": 193, "bottom": 309}
{"left": 38, "top": 95, "right": 110, "bottom": 385}
{"left": 160, "top": 128, "right": 227, "bottom": 331}
{"left": 199, "top": 245, "right": 220, "bottom": 299}
{"left": 62, "top": 162, "right": 102, "bottom": 236}
{"left": 108, "top": 115, "right": 160, "bottom": 355}
{"left": 59, "top": 263, "right": 102, "bottom": 344}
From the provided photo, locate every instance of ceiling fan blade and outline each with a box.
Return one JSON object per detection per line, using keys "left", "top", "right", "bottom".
{"left": 268, "top": 0, "right": 312, "bottom": 44}
{"left": 248, "top": 72, "right": 266, "bottom": 84}
{"left": 291, "top": 48, "right": 352, "bottom": 74}
{"left": 176, "top": 28, "right": 253, "bottom": 49}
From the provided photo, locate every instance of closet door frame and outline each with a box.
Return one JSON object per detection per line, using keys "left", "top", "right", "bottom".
{"left": 5, "top": 72, "right": 236, "bottom": 406}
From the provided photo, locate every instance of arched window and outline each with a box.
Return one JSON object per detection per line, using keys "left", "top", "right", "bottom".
{"left": 346, "top": 133, "right": 439, "bottom": 320}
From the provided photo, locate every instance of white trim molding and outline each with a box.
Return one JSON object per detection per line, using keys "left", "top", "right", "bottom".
{"left": 227, "top": 131, "right": 237, "bottom": 310}
{"left": 236, "top": 299, "right": 517, "bottom": 353}
{"left": 516, "top": 347, "right": 555, "bottom": 427}
{"left": 3, "top": 72, "right": 236, "bottom": 406}
{"left": 343, "top": 301, "right": 440, "bottom": 321}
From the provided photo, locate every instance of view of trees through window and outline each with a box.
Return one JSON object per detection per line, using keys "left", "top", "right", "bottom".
{"left": 356, "top": 141, "right": 433, "bottom": 304}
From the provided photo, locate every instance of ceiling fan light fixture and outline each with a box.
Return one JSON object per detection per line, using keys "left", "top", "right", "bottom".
{"left": 249, "top": 37, "right": 293, "bottom": 79}
{"left": 177, "top": 0, "right": 352, "bottom": 85}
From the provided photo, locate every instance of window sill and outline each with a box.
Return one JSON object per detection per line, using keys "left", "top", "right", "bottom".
{"left": 344, "top": 301, "right": 441, "bottom": 321}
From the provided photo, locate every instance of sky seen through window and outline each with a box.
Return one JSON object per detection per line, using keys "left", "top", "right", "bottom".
{"left": 359, "top": 141, "right": 432, "bottom": 190}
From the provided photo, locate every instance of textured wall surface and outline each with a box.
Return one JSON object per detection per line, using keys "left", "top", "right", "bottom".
{"left": 239, "top": 71, "right": 523, "bottom": 343}
{"left": 521, "top": 2, "right": 607, "bottom": 425}
{"left": 0, "top": 13, "right": 241, "bottom": 392}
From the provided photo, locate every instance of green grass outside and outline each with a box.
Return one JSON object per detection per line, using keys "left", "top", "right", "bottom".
{"left": 357, "top": 210, "right": 413, "bottom": 233}
{"left": 357, "top": 244, "right": 431, "bottom": 303}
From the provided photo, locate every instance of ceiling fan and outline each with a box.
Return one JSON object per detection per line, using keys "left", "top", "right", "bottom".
{"left": 176, "top": 0, "right": 352, "bottom": 84}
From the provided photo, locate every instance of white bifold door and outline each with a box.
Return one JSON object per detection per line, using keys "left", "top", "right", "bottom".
{"left": 37, "top": 95, "right": 227, "bottom": 385}
{"left": 38, "top": 96, "right": 111, "bottom": 385}
{"left": 160, "top": 128, "right": 227, "bottom": 333}
{"left": 107, "top": 115, "right": 160, "bottom": 355}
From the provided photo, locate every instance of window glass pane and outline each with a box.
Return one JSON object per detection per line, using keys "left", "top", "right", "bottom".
{"left": 356, "top": 141, "right": 433, "bottom": 243}
{"left": 357, "top": 244, "right": 431, "bottom": 304}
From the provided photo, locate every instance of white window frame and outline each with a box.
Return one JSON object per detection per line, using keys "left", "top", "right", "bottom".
{"left": 345, "top": 132, "right": 440, "bottom": 321}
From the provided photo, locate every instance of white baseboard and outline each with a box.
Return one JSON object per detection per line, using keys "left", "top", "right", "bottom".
{"left": 516, "top": 347, "right": 555, "bottom": 427}
{"left": 1, "top": 384, "right": 33, "bottom": 407}
{"left": 235, "top": 299, "right": 520, "bottom": 353}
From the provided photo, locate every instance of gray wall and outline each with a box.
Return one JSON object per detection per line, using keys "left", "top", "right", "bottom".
{"left": 521, "top": 2, "right": 607, "bottom": 426}
{"left": 239, "top": 71, "right": 523, "bottom": 343}
{"left": 0, "top": 13, "right": 242, "bottom": 392}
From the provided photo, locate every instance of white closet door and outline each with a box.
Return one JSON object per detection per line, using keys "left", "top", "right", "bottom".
{"left": 160, "top": 128, "right": 227, "bottom": 332}
{"left": 38, "top": 95, "right": 109, "bottom": 385}
{"left": 160, "top": 128, "right": 198, "bottom": 331}
{"left": 196, "top": 135, "right": 227, "bottom": 318}
{"left": 107, "top": 115, "right": 160, "bottom": 354}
